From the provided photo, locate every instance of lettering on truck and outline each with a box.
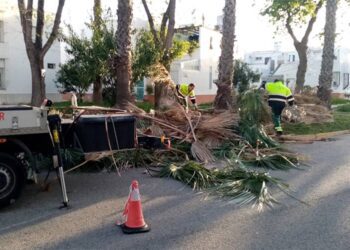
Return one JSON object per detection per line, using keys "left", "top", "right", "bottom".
{"left": 0, "top": 112, "right": 4, "bottom": 121}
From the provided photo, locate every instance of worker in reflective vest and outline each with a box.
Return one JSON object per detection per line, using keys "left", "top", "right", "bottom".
{"left": 176, "top": 83, "right": 198, "bottom": 112}
{"left": 260, "top": 79, "right": 294, "bottom": 135}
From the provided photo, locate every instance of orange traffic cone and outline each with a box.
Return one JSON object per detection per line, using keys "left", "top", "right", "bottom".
{"left": 120, "top": 180, "right": 150, "bottom": 234}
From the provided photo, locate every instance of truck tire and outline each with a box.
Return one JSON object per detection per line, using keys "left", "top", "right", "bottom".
{"left": 0, "top": 153, "right": 25, "bottom": 208}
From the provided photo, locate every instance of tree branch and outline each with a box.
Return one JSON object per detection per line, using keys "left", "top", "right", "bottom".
{"left": 285, "top": 12, "right": 299, "bottom": 44}
{"left": 17, "top": 0, "right": 34, "bottom": 51}
{"left": 301, "top": 0, "right": 324, "bottom": 44}
{"left": 141, "top": 0, "right": 160, "bottom": 47}
{"left": 35, "top": 0, "right": 44, "bottom": 50}
{"left": 164, "top": 0, "right": 176, "bottom": 51}
{"left": 160, "top": 3, "right": 170, "bottom": 43}
{"left": 41, "top": 0, "right": 65, "bottom": 57}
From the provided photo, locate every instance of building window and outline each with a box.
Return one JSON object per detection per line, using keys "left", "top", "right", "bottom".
{"left": 289, "top": 54, "right": 296, "bottom": 62}
{"left": 0, "top": 20, "right": 4, "bottom": 43}
{"left": 47, "top": 63, "right": 56, "bottom": 69}
{"left": 209, "top": 37, "right": 213, "bottom": 50}
{"left": 255, "top": 57, "right": 262, "bottom": 61}
{"left": 343, "top": 73, "right": 349, "bottom": 89}
{"left": 264, "top": 57, "right": 270, "bottom": 65}
{"left": 0, "top": 59, "right": 5, "bottom": 89}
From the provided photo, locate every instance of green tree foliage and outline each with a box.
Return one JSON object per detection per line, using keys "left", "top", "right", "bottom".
{"left": 233, "top": 60, "right": 261, "bottom": 93}
{"left": 261, "top": 0, "right": 324, "bottom": 93}
{"left": 132, "top": 29, "right": 199, "bottom": 82}
{"left": 262, "top": 0, "right": 322, "bottom": 24}
{"left": 56, "top": 11, "right": 116, "bottom": 102}
{"left": 55, "top": 59, "right": 91, "bottom": 102}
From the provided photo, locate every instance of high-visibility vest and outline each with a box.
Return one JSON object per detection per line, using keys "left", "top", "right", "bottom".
{"left": 265, "top": 81, "right": 294, "bottom": 104}
{"left": 178, "top": 84, "right": 196, "bottom": 100}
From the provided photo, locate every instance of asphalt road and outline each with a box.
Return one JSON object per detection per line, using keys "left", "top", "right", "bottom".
{"left": 0, "top": 136, "right": 350, "bottom": 250}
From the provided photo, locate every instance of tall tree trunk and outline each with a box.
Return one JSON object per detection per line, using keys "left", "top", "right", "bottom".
{"left": 92, "top": 76, "right": 103, "bottom": 105}
{"left": 114, "top": 0, "right": 132, "bottom": 109}
{"left": 294, "top": 42, "right": 308, "bottom": 94}
{"left": 141, "top": 0, "right": 177, "bottom": 109}
{"left": 285, "top": 1, "right": 323, "bottom": 94}
{"left": 29, "top": 55, "right": 45, "bottom": 105}
{"left": 18, "top": 0, "right": 65, "bottom": 106}
{"left": 92, "top": 0, "right": 103, "bottom": 104}
{"left": 214, "top": 0, "right": 236, "bottom": 110}
{"left": 317, "top": 0, "right": 338, "bottom": 108}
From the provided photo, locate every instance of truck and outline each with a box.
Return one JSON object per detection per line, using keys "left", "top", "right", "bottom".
{"left": 0, "top": 105, "right": 136, "bottom": 208}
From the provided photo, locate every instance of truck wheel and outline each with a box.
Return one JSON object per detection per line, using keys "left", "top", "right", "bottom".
{"left": 0, "top": 153, "right": 25, "bottom": 208}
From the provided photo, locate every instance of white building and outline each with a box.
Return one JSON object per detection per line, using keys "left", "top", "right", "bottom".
{"left": 169, "top": 26, "right": 221, "bottom": 103}
{"left": 245, "top": 45, "right": 350, "bottom": 94}
{"left": 0, "top": 1, "right": 62, "bottom": 105}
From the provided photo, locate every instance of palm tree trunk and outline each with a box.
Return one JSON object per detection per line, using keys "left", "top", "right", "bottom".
{"left": 317, "top": 0, "right": 337, "bottom": 108}
{"left": 214, "top": 0, "right": 236, "bottom": 110}
{"left": 92, "top": 0, "right": 103, "bottom": 104}
{"left": 114, "top": 0, "right": 132, "bottom": 109}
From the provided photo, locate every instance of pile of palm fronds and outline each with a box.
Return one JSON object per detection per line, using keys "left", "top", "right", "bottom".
{"left": 120, "top": 90, "right": 308, "bottom": 210}
{"left": 60, "top": 88, "right": 307, "bottom": 210}
{"left": 238, "top": 89, "right": 277, "bottom": 148}
{"left": 145, "top": 158, "right": 295, "bottom": 211}
{"left": 127, "top": 103, "right": 239, "bottom": 163}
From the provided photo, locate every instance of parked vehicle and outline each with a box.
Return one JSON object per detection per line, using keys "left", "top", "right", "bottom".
{"left": 0, "top": 105, "right": 136, "bottom": 208}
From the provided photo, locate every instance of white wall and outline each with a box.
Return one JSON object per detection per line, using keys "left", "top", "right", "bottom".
{"left": 170, "top": 27, "right": 221, "bottom": 96}
{"left": 0, "top": 2, "right": 62, "bottom": 104}
{"left": 244, "top": 50, "right": 298, "bottom": 79}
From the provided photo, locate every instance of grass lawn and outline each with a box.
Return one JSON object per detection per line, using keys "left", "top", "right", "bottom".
{"left": 335, "top": 104, "right": 350, "bottom": 112}
{"left": 198, "top": 102, "right": 213, "bottom": 110}
{"left": 284, "top": 112, "right": 350, "bottom": 135}
{"left": 136, "top": 101, "right": 153, "bottom": 112}
{"left": 331, "top": 97, "right": 350, "bottom": 105}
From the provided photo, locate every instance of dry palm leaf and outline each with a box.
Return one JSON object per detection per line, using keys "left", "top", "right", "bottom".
{"left": 182, "top": 107, "right": 215, "bottom": 163}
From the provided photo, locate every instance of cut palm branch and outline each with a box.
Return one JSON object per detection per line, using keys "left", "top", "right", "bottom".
{"left": 212, "top": 167, "right": 289, "bottom": 211}
{"left": 241, "top": 154, "right": 302, "bottom": 171}
{"left": 153, "top": 161, "right": 216, "bottom": 190}
{"left": 239, "top": 123, "right": 279, "bottom": 148}
{"left": 239, "top": 89, "right": 271, "bottom": 125}
{"left": 238, "top": 89, "right": 278, "bottom": 148}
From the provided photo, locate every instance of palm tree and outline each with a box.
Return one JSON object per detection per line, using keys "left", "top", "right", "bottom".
{"left": 114, "top": 0, "right": 133, "bottom": 108}
{"left": 92, "top": 0, "right": 103, "bottom": 105}
{"left": 317, "top": 0, "right": 338, "bottom": 108}
{"left": 214, "top": 0, "right": 236, "bottom": 110}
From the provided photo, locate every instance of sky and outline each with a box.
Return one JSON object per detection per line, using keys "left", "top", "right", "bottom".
{"left": 40, "top": 0, "right": 350, "bottom": 57}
